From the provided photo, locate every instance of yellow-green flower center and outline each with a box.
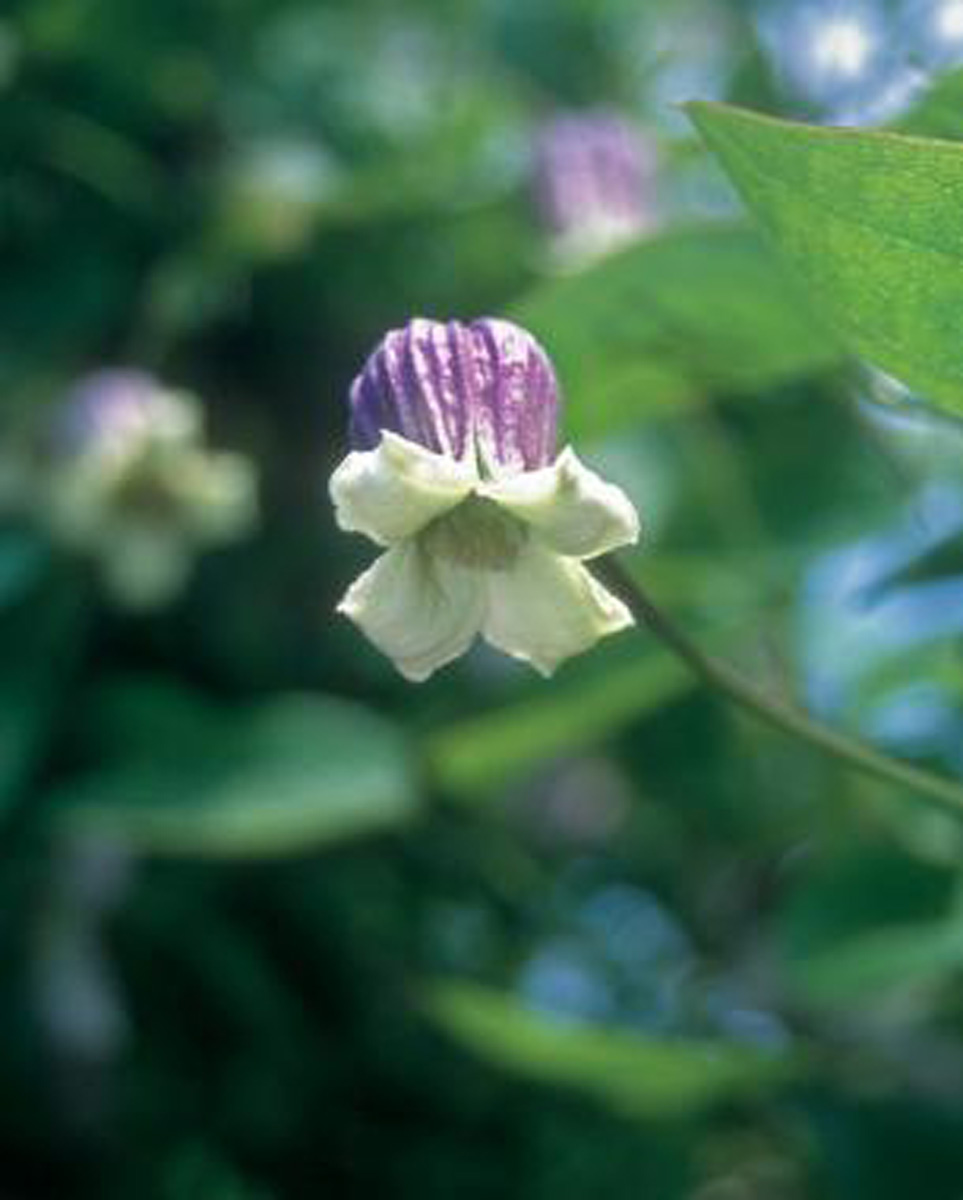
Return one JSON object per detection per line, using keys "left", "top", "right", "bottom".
{"left": 420, "top": 495, "right": 527, "bottom": 570}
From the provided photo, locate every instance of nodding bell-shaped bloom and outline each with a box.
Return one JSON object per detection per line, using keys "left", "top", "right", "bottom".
{"left": 42, "top": 370, "right": 257, "bottom": 609}
{"left": 330, "top": 318, "right": 639, "bottom": 681}
{"left": 533, "top": 110, "right": 658, "bottom": 267}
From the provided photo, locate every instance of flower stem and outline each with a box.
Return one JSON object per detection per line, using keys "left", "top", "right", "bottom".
{"left": 598, "top": 556, "right": 963, "bottom": 817}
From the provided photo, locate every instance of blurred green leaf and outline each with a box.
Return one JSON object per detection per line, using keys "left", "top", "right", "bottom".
{"left": 779, "top": 847, "right": 958, "bottom": 1006}
{"left": 0, "top": 579, "right": 85, "bottom": 816}
{"left": 864, "top": 530, "right": 963, "bottom": 596}
{"left": 511, "top": 223, "right": 841, "bottom": 440}
{"left": 896, "top": 67, "right": 963, "bottom": 141}
{"left": 689, "top": 102, "right": 963, "bottom": 420}
{"left": 48, "top": 681, "right": 419, "bottom": 857}
{"left": 780, "top": 847, "right": 954, "bottom": 953}
{"left": 162, "top": 1144, "right": 274, "bottom": 1200}
{"left": 425, "top": 982, "right": 795, "bottom": 1118}
{"left": 37, "top": 103, "right": 165, "bottom": 212}
{"left": 793, "top": 917, "right": 963, "bottom": 1007}
{"left": 0, "top": 530, "right": 47, "bottom": 609}
{"left": 810, "top": 1096, "right": 963, "bottom": 1200}
{"left": 428, "top": 650, "right": 692, "bottom": 797}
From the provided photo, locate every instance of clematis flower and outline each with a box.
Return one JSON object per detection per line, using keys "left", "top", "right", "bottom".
{"left": 40, "top": 370, "right": 258, "bottom": 609}
{"left": 329, "top": 318, "right": 639, "bottom": 681}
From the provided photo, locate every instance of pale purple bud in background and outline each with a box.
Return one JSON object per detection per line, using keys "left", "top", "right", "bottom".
{"left": 32, "top": 833, "right": 136, "bottom": 1134}
{"left": 348, "top": 317, "right": 559, "bottom": 476}
{"left": 38, "top": 368, "right": 257, "bottom": 609}
{"left": 55, "top": 369, "right": 198, "bottom": 459}
{"left": 513, "top": 757, "right": 631, "bottom": 852}
{"left": 532, "top": 110, "right": 658, "bottom": 264}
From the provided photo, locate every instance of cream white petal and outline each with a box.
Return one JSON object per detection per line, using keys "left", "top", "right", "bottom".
{"left": 99, "top": 524, "right": 192, "bottom": 610}
{"left": 482, "top": 543, "right": 633, "bottom": 676}
{"left": 480, "top": 447, "right": 639, "bottom": 560}
{"left": 330, "top": 431, "right": 476, "bottom": 547}
{"left": 175, "top": 450, "right": 259, "bottom": 543}
{"left": 338, "top": 542, "right": 485, "bottom": 682}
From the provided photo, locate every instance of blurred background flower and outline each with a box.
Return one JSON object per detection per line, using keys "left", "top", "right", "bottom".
{"left": 532, "top": 109, "right": 660, "bottom": 267}
{"left": 9, "top": 370, "right": 258, "bottom": 608}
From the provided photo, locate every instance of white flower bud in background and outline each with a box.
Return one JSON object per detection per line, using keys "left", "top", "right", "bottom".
{"left": 756, "top": 0, "right": 922, "bottom": 124}
{"left": 329, "top": 318, "right": 640, "bottom": 681}
{"left": 902, "top": 0, "right": 963, "bottom": 68}
{"left": 35, "top": 370, "right": 257, "bottom": 609}
{"left": 218, "top": 137, "right": 342, "bottom": 260}
{"left": 532, "top": 111, "right": 659, "bottom": 270}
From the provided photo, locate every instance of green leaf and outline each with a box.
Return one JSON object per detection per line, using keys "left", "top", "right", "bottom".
{"left": 778, "top": 847, "right": 958, "bottom": 1005}
{"left": 163, "top": 1144, "right": 274, "bottom": 1200}
{"left": 424, "top": 983, "right": 795, "bottom": 1118}
{"left": 865, "top": 529, "right": 963, "bottom": 595}
{"left": 792, "top": 918, "right": 963, "bottom": 1007}
{"left": 0, "top": 531, "right": 48, "bottom": 611}
{"left": 896, "top": 67, "right": 963, "bottom": 141}
{"left": 688, "top": 101, "right": 963, "bottom": 420}
{"left": 511, "top": 222, "right": 841, "bottom": 440}
{"left": 428, "top": 650, "right": 693, "bottom": 798}
{"left": 0, "top": 582, "right": 87, "bottom": 816}
{"left": 48, "top": 680, "right": 419, "bottom": 857}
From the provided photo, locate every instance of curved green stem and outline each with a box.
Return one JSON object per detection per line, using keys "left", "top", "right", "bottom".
{"left": 598, "top": 556, "right": 963, "bottom": 817}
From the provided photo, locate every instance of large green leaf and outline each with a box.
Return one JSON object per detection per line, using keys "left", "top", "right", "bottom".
{"left": 428, "top": 649, "right": 692, "bottom": 798}
{"left": 510, "top": 223, "right": 841, "bottom": 440}
{"left": 425, "top": 983, "right": 795, "bottom": 1118}
{"left": 688, "top": 101, "right": 963, "bottom": 420}
{"left": 47, "top": 680, "right": 419, "bottom": 857}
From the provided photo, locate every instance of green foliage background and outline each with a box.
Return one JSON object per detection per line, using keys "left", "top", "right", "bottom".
{"left": 2, "top": 0, "right": 963, "bottom": 1196}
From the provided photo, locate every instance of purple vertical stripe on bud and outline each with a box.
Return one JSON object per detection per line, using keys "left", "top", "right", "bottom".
{"left": 348, "top": 318, "right": 559, "bottom": 474}
{"left": 468, "top": 318, "right": 558, "bottom": 474}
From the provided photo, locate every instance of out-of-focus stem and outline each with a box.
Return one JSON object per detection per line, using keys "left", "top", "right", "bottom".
{"left": 599, "top": 556, "right": 963, "bottom": 818}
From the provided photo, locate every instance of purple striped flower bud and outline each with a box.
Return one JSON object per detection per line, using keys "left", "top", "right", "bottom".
{"left": 533, "top": 110, "right": 657, "bottom": 261}
{"left": 348, "top": 318, "right": 559, "bottom": 476}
